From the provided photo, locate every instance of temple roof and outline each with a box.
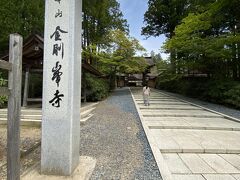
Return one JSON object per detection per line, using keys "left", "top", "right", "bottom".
{"left": 2, "top": 34, "right": 44, "bottom": 69}
{"left": 1, "top": 34, "right": 102, "bottom": 76}
{"left": 144, "top": 57, "right": 155, "bottom": 66}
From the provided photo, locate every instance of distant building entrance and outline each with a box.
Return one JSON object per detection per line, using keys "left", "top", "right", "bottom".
{"left": 117, "top": 57, "right": 159, "bottom": 88}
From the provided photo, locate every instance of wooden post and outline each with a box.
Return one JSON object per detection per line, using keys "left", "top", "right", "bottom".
{"left": 7, "top": 34, "right": 23, "bottom": 180}
{"left": 23, "top": 67, "right": 30, "bottom": 107}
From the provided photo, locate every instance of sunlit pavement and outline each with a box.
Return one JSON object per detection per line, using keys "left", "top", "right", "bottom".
{"left": 131, "top": 87, "right": 240, "bottom": 180}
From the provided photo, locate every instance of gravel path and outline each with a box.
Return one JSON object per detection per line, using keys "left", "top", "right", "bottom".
{"left": 156, "top": 89, "right": 240, "bottom": 120}
{"left": 80, "top": 87, "right": 162, "bottom": 180}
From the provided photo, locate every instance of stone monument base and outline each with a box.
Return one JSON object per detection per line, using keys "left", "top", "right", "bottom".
{"left": 22, "top": 156, "right": 96, "bottom": 180}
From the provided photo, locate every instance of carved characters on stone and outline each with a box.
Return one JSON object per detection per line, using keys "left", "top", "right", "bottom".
{"left": 49, "top": 0, "right": 68, "bottom": 108}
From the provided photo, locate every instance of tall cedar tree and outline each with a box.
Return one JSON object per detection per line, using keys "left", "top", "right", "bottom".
{"left": 0, "top": 0, "right": 44, "bottom": 54}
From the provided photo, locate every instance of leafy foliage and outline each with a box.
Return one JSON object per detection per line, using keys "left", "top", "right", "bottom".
{"left": 151, "top": 51, "right": 170, "bottom": 72}
{"left": 142, "top": 0, "right": 190, "bottom": 38}
{"left": 0, "top": 0, "right": 145, "bottom": 100}
{"left": 0, "top": 74, "right": 8, "bottom": 108}
{"left": 82, "top": 1, "right": 148, "bottom": 90}
{"left": 156, "top": 75, "right": 240, "bottom": 109}
{"left": 82, "top": 0, "right": 128, "bottom": 54}
{"left": 224, "top": 84, "right": 240, "bottom": 108}
{"left": 164, "top": 0, "right": 240, "bottom": 79}
{"left": 0, "top": 0, "right": 44, "bottom": 53}
{"left": 99, "top": 30, "right": 147, "bottom": 73}
{"left": 143, "top": 0, "right": 240, "bottom": 80}
{"left": 85, "top": 73, "right": 109, "bottom": 101}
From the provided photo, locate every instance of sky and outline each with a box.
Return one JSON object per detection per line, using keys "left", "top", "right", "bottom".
{"left": 117, "top": 0, "right": 169, "bottom": 60}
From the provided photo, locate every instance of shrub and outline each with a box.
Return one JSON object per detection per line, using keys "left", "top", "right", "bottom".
{"left": 156, "top": 73, "right": 240, "bottom": 109}
{"left": 85, "top": 73, "right": 109, "bottom": 101}
{"left": 202, "top": 80, "right": 235, "bottom": 102}
{"left": 224, "top": 84, "right": 240, "bottom": 108}
{"left": 0, "top": 74, "right": 8, "bottom": 108}
{"left": 156, "top": 73, "right": 182, "bottom": 93}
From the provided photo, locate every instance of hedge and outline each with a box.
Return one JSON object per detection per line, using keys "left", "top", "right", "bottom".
{"left": 156, "top": 75, "right": 240, "bottom": 109}
{"left": 85, "top": 73, "right": 110, "bottom": 102}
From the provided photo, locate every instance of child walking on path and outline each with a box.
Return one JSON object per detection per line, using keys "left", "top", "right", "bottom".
{"left": 143, "top": 85, "right": 150, "bottom": 106}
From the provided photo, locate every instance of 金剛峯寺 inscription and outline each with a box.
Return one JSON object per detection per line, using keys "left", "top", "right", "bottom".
{"left": 49, "top": 1, "right": 68, "bottom": 108}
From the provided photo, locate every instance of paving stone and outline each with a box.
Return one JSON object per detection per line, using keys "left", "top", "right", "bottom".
{"left": 208, "top": 120, "right": 240, "bottom": 129}
{"left": 142, "top": 113, "right": 221, "bottom": 118}
{"left": 151, "top": 129, "right": 240, "bottom": 153}
{"left": 151, "top": 129, "right": 203, "bottom": 153}
{"left": 152, "top": 89, "right": 240, "bottom": 121}
{"left": 205, "top": 132, "right": 240, "bottom": 152}
{"left": 172, "top": 136, "right": 204, "bottom": 153}
{"left": 201, "top": 141, "right": 226, "bottom": 154}
{"left": 203, "top": 174, "right": 236, "bottom": 180}
{"left": 145, "top": 121, "right": 164, "bottom": 127}
{"left": 219, "top": 154, "right": 240, "bottom": 170}
{"left": 133, "top": 95, "right": 165, "bottom": 97}
{"left": 162, "top": 153, "right": 191, "bottom": 174}
{"left": 141, "top": 109, "right": 222, "bottom": 116}
{"left": 144, "top": 117, "right": 185, "bottom": 121}
{"left": 194, "top": 130, "right": 240, "bottom": 153}
{"left": 132, "top": 87, "right": 240, "bottom": 178}
{"left": 135, "top": 98, "right": 176, "bottom": 100}
{"left": 172, "top": 174, "right": 205, "bottom": 180}
{"left": 150, "top": 129, "right": 182, "bottom": 153}
{"left": 146, "top": 120, "right": 191, "bottom": 128}
{"left": 139, "top": 105, "right": 200, "bottom": 110}
{"left": 179, "top": 154, "right": 215, "bottom": 173}
{"left": 182, "top": 131, "right": 227, "bottom": 153}
{"left": 138, "top": 99, "right": 177, "bottom": 102}
{"left": 226, "top": 149, "right": 240, "bottom": 154}
{"left": 145, "top": 117, "right": 239, "bottom": 130}
{"left": 232, "top": 174, "right": 240, "bottom": 180}
{"left": 183, "top": 117, "right": 240, "bottom": 130}
{"left": 199, "top": 154, "right": 240, "bottom": 173}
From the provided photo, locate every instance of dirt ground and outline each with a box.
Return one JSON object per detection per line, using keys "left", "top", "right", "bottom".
{"left": 0, "top": 125, "right": 41, "bottom": 179}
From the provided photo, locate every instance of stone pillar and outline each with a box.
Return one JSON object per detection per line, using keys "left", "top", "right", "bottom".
{"left": 41, "top": 0, "right": 82, "bottom": 176}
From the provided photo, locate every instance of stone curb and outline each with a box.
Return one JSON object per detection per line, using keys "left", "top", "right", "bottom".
{"left": 129, "top": 88, "right": 173, "bottom": 180}
{"left": 148, "top": 125, "right": 240, "bottom": 131}
{"left": 0, "top": 103, "right": 98, "bottom": 127}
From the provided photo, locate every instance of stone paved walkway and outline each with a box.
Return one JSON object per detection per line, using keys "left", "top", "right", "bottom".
{"left": 80, "top": 87, "right": 162, "bottom": 179}
{"left": 131, "top": 87, "right": 240, "bottom": 180}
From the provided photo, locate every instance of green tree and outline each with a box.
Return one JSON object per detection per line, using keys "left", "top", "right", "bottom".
{"left": 142, "top": 0, "right": 189, "bottom": 72}
{"left": 82, "top": 0, "right": 128, "bottom": 59}
{"left": 142, "top": 0, "right": 188, "bottom": 38}
{"left": 151, "top": 52, "right": 170, "bottom": 73}
{"left": 142, "top": 0, "right": 217, "bottom": 72}
{"left": 0, "top": 0, "right": 44, "bottom": 53}
{"left": 164, "top": 0, "right": 240, "bottom": 79}
{"left": 98, "top": 30, "right": 147, "bottom": 88}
